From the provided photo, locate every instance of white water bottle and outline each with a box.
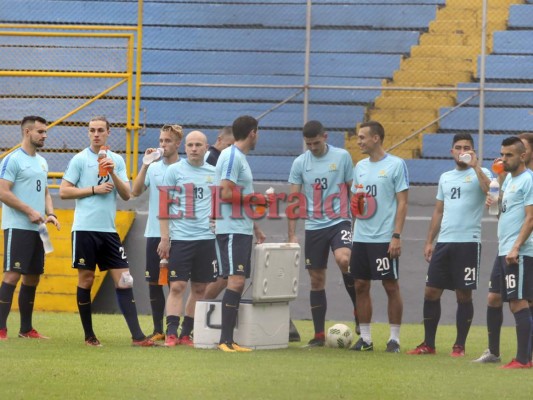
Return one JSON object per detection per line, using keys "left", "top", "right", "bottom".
{"left": 488, "top": 178, "right": 500, "bottom": 216}
{"left": 142, "top": 148, "right": 163, "bottom": 165}
{"left": 38, "top": 223, "right": 53, "bottom": 254}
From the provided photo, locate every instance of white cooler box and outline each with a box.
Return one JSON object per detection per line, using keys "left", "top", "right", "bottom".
{"left": 194, "top": 243, "right": 300, "bottom": 350}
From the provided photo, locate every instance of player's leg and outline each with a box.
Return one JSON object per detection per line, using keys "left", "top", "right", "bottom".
{"left": 382, "top": 278, "right": 402, "bottom": 352}
{"left": 331, "top": 221, "right": 357, "bottom": 334}
{"left": 204, "top": 277, "right": 227, "bottom": 300}
{"left": 474, "top": 256, "right": 503, "bottom": 362}
{"left": 217, "top": 234, "right": 252, "bottom": 352}
{"left": 350, "top": 242, "right": 373, "bottom": 350}
{"left": 406, "top": 286, "right": 443, "bottom": 355}
{"left": 453, "top": 289, "right": 473, "bottom": 356}
{"left": 304, "top": 228, "right": 330, "bottom": 347}
{"left": 530, "top": 300, "right": 533, "bottom": 363}
{"left": 180, "top": 281, "right": 207, "bottom": 345}
{"left": 0, "top": 271, "right": 21, "bottom": 339}
{"left": 165, "top": 279, "right": 187, "bottom": 347}
{"left": 145, "top": 238, "right": 165, "bottom": 340}
{"left": 18, "top": 273, "right": 43, "bottom": 338}
{"left": 501, "top": 256, "right": 533, "bottom": 368}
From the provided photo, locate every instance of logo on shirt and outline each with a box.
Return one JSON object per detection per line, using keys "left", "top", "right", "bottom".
{"left": 328, "top": 163, "right": 337, "bottom": 172}
{"left": 464, "top": 175, "right": 472, "bottom": 183}
{"left": 206, "top": 175, "right": 214, "bottom": 183}
{"left": 378, "top": 169, "right": 387, "bottom": 179}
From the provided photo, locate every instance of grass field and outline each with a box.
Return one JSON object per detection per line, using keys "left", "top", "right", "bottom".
{"left": 1, "top": 312, "right": 532, "bottom": 400}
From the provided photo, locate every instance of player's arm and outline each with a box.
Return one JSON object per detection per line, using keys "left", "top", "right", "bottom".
{"left": 254, "top": 222, "right": 266, "bottom": 244}
{"left": 157, "top": 217, "right": 171, "bottom": 260}
{"left": 287, "top": 183, "right": 302, "bottom": 243}
{"left": 59, "top": 179, "right": 96, "bottom": 199}
{"left": 219, "top": 179, "right": 236, "bottom": 201}
{"left": 470, "top": 154, "right": 490, "bottom": 193}
{"left": 389, "top": 189, "right": 408, "bottom": 259}
{"left": 506, "top": 204, "right": 533, "bottom": 265}
{"left": 424, "top": 199, "right": 444, "bottom": 262}
{"left": 131, "top": 164, "right": 149, "bottom": 197}
{"left": 44, "top": 187, "right": 60, "bottom": 230}
{"left": 0, "top": 178, "right": 43, "bottom": 224}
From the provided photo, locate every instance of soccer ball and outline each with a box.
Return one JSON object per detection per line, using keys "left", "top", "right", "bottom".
{"left": 326, "top": 324, "right": 354, "bottom": 349}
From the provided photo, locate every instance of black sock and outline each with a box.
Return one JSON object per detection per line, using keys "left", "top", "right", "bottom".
{"left": 18, "top": 284, "right": 36, "bottom": 333}
{"left": 219, "top": 289, "right": 241, "bottom": 344}
{"left": 115, "top": 288, "right": 144, "bottom": 341}
{"left": 513, "top": 308, "right": 532, "bottom": 365}
{"left": 149, "top": 285, "right": 165, "bottom": 334}
{"left": 77, "top": 286, "right": 94, "bottom": 339}
{"left": 423, "top": 299, "right": 441, "bottom": 349}
{"left": 455, "top": 300, "right": 473, "bottom": 347}
{"left": 342, "top": 273, "right": 356, "bottom": 309}
{"left": 310, "top": 289, "right": 327, "bottom": 336}
{"left": 487, "top": 305, "right": 503, "bottom": 357}
{"left": 530, "top": 306, "right": 533, "bottom": 362}
{"left": 180, "top": 316, "right": 194, "bottom": 338}
{"left": 0, "top": 282, "right": 16, "bottom": 329}
{"left": 166, "top": 315, "right": 180, "bottom": 337}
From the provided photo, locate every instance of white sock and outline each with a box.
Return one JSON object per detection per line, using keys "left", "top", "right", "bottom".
{"left": 360, "top": 323, "right": 372, "bottom": 343}
{"left": 389, "top": 324, "right": 401, "bottom": 343}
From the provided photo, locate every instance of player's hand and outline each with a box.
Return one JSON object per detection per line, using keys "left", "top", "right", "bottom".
{"left": 505, "top": 248, "right": 519, "bottom": 266}
{"left": 28, "top": 209, "right": 44, "bottom": 225}
{"left": 101, "top": 157, "right": 115, "bottom": 174}
{"left": 287, "top": 234, "right": 299, "bottom": 244}
{"left": 485, "top": 192, "right": 494, "bottom": 208}
{"left": 45, "top": 214, "right": 61, "bottom": 231}
{"left": 254, "top": 227, "right": 266, "bottom": 244}
{"left": 388, "top": 237, "right": 401, "bottom": 259}
{"left": 94, "top": 182, "right": 115, "bottom": 195}
{"left": 157, "top": 238, "right": 170, "bottom": 259}
{"left": 424, "top": 243, "right": 433, "bottom": 263}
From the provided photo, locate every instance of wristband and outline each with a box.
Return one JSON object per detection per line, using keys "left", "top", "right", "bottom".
{"left": 392, "top": 233, "right": 401, "bottom": 239}
{"left": 47, "top": 213, "right": 57, "bottom": 219}
{"left": 92, "top": 186, "right": 95, "bottom": 195}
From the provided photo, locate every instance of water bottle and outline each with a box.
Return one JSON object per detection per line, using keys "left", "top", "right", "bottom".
{"left": 119, "top": 271, "right": 134, "bottom": 288}
{"left": 158, "top": 259, "right": 169, "bottom": 286}
{"left": 355, "top": 184, "right": 366, "bottom": 216}
{"left": 38, "top": 223, "right": 53, "bottom": 254}
{"left": 98, "top": 146, "right": 109, "bottom": 177}
{"left": 488, "top": 178, "right": 500, "bottom": 216}
{"left": 459, "top": 153, "right": 472, "bottom": 164}
{"left": 255, "top": 187, "right": 275, "bottom": 216}
{"left": 142, "top": 148, "right": 163, "bottom": 165}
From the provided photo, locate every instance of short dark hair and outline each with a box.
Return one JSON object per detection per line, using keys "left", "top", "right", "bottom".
{"left": 89, "top": 116, "right": 110, "bottom": 130}
{"left": 360, "top": 120, "right": 385, "bottom": 142}
{"left": 232, "top": 115, "right": 258, "bottom": 141}
{"left": 502, "top": 136, "right": 526, "bottom": 152}
{"left": 21, "top": 115, "right": 46, "bottom": 132}
{"left": 303, "top": 120, "right": 325, "bottom": 138}
{"left": 452, "top": 132, "right": 474, "bottom": 147}
{"left": 519, "top": 132, "right": 533, "bottom": 148}
{"left": 218, "top": 126, "right": 233, "bottom": 138}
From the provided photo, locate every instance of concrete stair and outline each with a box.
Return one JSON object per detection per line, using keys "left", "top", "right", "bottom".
{"left": 350, "top": 0, "right": 523, "bottom": 163}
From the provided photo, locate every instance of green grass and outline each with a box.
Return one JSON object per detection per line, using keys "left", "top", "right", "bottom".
{"left": 1, "top": 312, "right": 532, "bottom": 400}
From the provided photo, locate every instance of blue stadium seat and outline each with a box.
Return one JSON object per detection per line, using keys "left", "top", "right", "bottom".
{"left": 456, "top": 83, "right": 533, "bottom": 107}
{"left": 508, "top": 4, "right": 533, "bottom": 29}
{"left": 479, "top": 55, "right": 533, "bottom": 80}
{"left": 492, "top": 31, "right": 533, "bottom": 55}
{"left": 422, "top": 133, "right": 504, "bottom": 159}
{"left": 439, "top": 107, "right": 532, "bottom": 132}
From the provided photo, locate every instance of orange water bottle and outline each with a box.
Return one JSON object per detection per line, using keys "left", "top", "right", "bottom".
{"left": 98, "top": 146, "right": 109, "bottom": 177}
{"left": 492, "top": 159, "right": 504, "bottom": 175}
{"left": 158, "top": 259, "right": 169, "bottom": 286}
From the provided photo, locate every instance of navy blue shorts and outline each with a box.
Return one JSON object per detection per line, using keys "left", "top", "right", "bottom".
{"left": 144, "top": 237, "right": 162, "bottom": 283}
{"left": 167, "top": 239, "right": 218, "bottom": 283}
{"left": 350, "top": 242, "right": 399, "bottom": 281}
{"left": 72, "top": 231, "right": 129, "bottom": 271}
{"left": 426, "top": 242, "right": 480, "bottom": 290}
{"left": 491, "top": 255, "right": 533, "bottom": 302}
{"left": 489, "top": 255, "right": 501, "bottom": 294}
{"left": 216, "top": 234, "right": 253, "bottom": 278}
{"left": 304, "top": 221, "right": 352, "bottom": 269}
{"left": 3, "top": 228, "right": 44, "bottom": 275}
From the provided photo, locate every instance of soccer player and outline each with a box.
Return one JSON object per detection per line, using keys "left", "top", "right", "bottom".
{"left": 474, "top": 134, "right": 533, "bottom": 366}
{"left": 407, "top": 133, "right": 491, "bottom": 356}
{"left": 59, "top": 116, "right": 157, "bottom": 347}
{"left": 205, "top": 126, "right": 234, "bottom": 167}
{"left": 131, "top": 124, "right": 183, "bottom": 341}
{"left": 349, "top": 120, "right": 408, "bottom": 353}
{"left": 287, "top": 120, "right": 354, "bottom": 347}
{"left": 157, "top": 130, "right": 218, "bottom": 346}
{"left": 0, "top": 116, "right": 60, "bottom": 340}
{"left": 215, "top": 115, "right": 266, "bottom": 352}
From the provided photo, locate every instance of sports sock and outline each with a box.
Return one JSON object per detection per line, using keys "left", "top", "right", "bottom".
{"left": 423, "top": 299, "right": 441, "bottom": 349}
{"left": 487, "top": 305, "right": 503, "bottom": 357}
{"left": 219, "top": 289, "right": 241, "bottom": 344}
{"left": 389, "top": 324, "right": 400, "bottom": 344}
{"left": 166, "top": 315, "right": 180, "bottom": 337}
{"left": 310, "top": 289, "right": 327, "bottom": 336}
{"left": 342, "top": 273, "right": 356, "bottom": 309}
{"left": 149, "top": 284, "right": 165, "bottom": 334}
{"left": 513, "top": 308, "right": 532, "bottom": 365}
{"left": 18, "top": 284, "right": 36, "bottom": 333}
{"left": 0, "top": 282, "right": 16, "bottom": 329}
{"left": 77, "top": 286, "right": 94, "bottom": 338}
{"left": 530, "top": 305, "right": 533, "bottom": 362}
{"left": 360, "top": 323, "right": 372, "bottom": 343}
{"left": 115, "top": 288, "right": 145, "bottom": 341}
{"left": 180, "top": 315, "right": 194, "bottom": 338}
{"left": 455, "top": 300, "right": 473, "bottom": 347}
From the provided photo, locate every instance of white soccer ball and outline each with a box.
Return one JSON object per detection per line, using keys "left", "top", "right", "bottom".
{"left": 326, "top": 323, "right": 354, "bottom": 349}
